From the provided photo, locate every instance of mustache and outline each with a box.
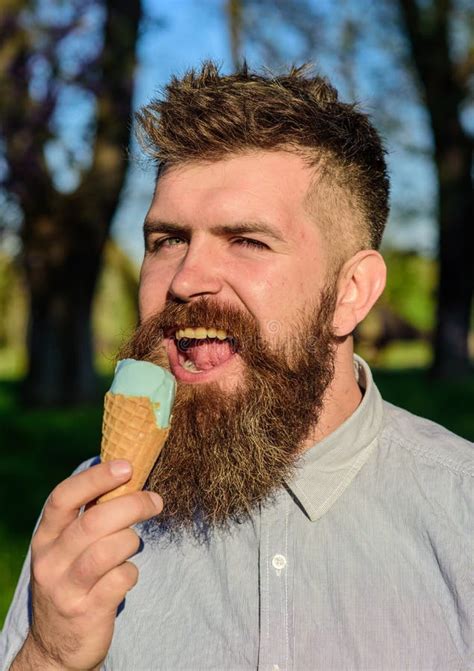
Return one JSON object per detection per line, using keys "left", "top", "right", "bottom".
{"left": 120, "top": 289, "right": 341, "bottom": 378}
{"left": 149, "top": 299, "right": 253, "bottom": 339}
{"left": 120, "top": 297, "right": 272, "bottom": 370}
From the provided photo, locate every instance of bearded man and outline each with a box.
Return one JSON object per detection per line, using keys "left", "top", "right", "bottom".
{"left": 3, "top": 62, "right": 472, "bottom": 671}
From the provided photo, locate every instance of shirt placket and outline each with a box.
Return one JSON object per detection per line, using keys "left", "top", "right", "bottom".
{"left": 258, "top": 491, "right": 293, "bottom": 671}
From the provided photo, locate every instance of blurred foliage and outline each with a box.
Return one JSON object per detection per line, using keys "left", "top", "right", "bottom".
{"left": 0, "top": 239, "right": 139, "bottom": 378}
{"left": 355, "top": 249, "right": 440, "bottom": 367}
{"left": 0, "top": 253, "right": 28, "bottom": 377}
{"left": 380, "top": 250, "right": 437, "bottom": 332}
{"left": 92, "top": 241, "right": 139, "bottom": 375}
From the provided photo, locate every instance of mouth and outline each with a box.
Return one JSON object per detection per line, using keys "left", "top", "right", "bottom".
{"left": 165, "top": 326, "right": 240, "bottom": 384}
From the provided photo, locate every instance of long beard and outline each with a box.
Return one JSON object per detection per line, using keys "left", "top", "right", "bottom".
{"left": 119, "top": 286, "right": 338, "bottom": 543}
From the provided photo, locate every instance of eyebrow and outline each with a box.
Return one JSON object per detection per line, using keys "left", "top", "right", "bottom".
{"left": 143, "top": 218, "right": 286, "bottom": 243}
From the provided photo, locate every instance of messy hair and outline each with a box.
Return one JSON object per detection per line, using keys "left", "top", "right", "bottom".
{"left": 136, "top": 61, "right": 389, "bottom": 257}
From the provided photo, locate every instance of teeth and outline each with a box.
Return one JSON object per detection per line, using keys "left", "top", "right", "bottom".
{"left": 175, "top": 327, "right": 229, "bottom": 340}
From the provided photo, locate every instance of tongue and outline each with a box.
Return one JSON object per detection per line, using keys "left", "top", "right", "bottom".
{"left": 184, "top": 340, "right": 235, "bottom": 371}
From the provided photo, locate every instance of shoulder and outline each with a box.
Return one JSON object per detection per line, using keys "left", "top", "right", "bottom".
{"left": 380, "top": 401, "right": 473, "bottom": 479}
{"left": 372, "top": 402, "right": 472, "bottom": 551}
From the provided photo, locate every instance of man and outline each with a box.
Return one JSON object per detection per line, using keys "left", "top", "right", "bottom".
{"left": 2, "top": 62, "right": 472, "bottom": 670}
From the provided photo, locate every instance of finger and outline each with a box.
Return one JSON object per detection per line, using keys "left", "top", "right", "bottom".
{"left": 37, "top": 461, "right": 133, "bottom": 542}
{"left": 88, "top": 561, "right": 139, "bottom": 612}
{"left": 67, "top": 529, "right": 141, "bottom": 593}
{"left": 57, "top": 490, "right": 162, "bottom": 558}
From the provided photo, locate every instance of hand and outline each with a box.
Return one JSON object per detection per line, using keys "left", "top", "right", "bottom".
{"left": 14, "top": 460, "right": 163, "bottom": 671}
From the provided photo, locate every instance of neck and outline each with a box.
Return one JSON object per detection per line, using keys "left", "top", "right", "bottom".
{"left": 301, "top": 342, "right": 362, "bottom": 452}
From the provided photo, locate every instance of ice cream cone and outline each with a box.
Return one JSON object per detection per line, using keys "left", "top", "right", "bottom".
{"left": 98, "top": 392, "right": 169, "bottom": 503}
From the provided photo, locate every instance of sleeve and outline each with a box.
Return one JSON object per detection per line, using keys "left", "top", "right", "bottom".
{"left": 0, "top": 545, "right": 33, "bottom": 671}
{"left": 0, "top": 457, "right": 99, "bottom": 671}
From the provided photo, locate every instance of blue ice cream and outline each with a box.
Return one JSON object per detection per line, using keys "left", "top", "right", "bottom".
{"left": 109, "top": 359, "right": 176, "bottom": 428}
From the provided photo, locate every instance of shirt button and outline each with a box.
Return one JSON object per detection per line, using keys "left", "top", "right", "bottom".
{"left": 272, "top": 554, "right": 287, "bottom": 571}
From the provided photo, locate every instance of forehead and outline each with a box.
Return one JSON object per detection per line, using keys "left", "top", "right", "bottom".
{"left": 150, "top": 151, "right": 319, "bottom": 238}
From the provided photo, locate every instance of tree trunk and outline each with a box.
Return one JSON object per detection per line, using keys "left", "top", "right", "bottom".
{"left": 432, "top": 133, "right": 473, "bottom": 377}
{"left": 397, "top": 0, "right": 474, "bottom": 377}
{"left": 21, "top": 216, "right": 105, "bottom": 405}
{"left": 13, "top": 0, "right": 142, "bottom": 405}
{"left": 424, "top": 41, "right": 474, "bottom": 377}
{"left": 23, "top": 271, "right": 98, "bottom": 406}
{"left": 227, "top": 0, "right": 243, "bottom": 69}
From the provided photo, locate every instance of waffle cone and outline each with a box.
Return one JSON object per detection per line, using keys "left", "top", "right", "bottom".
{"left": 98, "top": 392, "right": 169, "bottom": 503}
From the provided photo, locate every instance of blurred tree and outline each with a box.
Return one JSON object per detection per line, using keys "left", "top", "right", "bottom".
{"left": 237, "top": 0, "right": 473, "bottom": 376}
{"left": 0, "top": 0, "right": 141, "bottom": 404}
{"left": 397, "top": 0, "right": 473, "bottom": 376}
{"left": 227, "top": 0, "right": 243, "bottom": 70}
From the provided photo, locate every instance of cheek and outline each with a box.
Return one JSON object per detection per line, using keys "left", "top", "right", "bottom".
{"left": 255, "top": 265, "right": 310, "bottom": 305}
{"left": 138, "top": 263, "right": 169, "bottom": 320}
{"left": 255, "top": 266, "right": 321, "bottom": 341}
{"left": 238, "top": 273, "right": 291, "bottom": 344}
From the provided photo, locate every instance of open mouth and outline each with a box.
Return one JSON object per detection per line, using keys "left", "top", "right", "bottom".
{"left": 165, "top": 326, "right": 240, "bottom": 383}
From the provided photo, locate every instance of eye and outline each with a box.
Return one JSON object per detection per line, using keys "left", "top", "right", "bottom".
{"left": 149, "top": 236, "right": 186, "bottom": 252}
{"left": 234, "top": 237, "right": 269, "bottom": 250}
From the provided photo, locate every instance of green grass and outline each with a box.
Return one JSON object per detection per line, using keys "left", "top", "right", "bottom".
{"left": 1, "top": 368, "right": 473, "bottom": 628}
{"left": 373, "top": 368, "right": 474, "bottom": 440}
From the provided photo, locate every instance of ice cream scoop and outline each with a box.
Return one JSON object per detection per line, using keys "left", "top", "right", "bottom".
{"left": 98, "top": 359, "right": 176, "bottom": 503}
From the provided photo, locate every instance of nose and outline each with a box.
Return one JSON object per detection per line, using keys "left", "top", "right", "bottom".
{"left": 168, "top": 240, "right": 224, "bottom": 302}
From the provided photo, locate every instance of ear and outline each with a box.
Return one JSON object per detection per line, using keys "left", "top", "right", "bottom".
{"left": 332, "top": 250, "right": 386, "bottom": 337}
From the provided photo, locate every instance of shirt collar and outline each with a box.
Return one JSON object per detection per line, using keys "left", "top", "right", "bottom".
{"left": 288, "top": 355, "right": 383, "bottom": 522}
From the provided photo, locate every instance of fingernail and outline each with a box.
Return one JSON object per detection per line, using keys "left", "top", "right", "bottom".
{"left": 110, "top": 460, "right": 132, "bottom": 476}
{"left": 147, "top": 491, "right": 163, "bottom": 510}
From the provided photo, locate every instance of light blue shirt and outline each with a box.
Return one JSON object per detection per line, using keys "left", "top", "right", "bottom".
{"left": 2, "top": 357, "right": 473, "bottom": 670}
